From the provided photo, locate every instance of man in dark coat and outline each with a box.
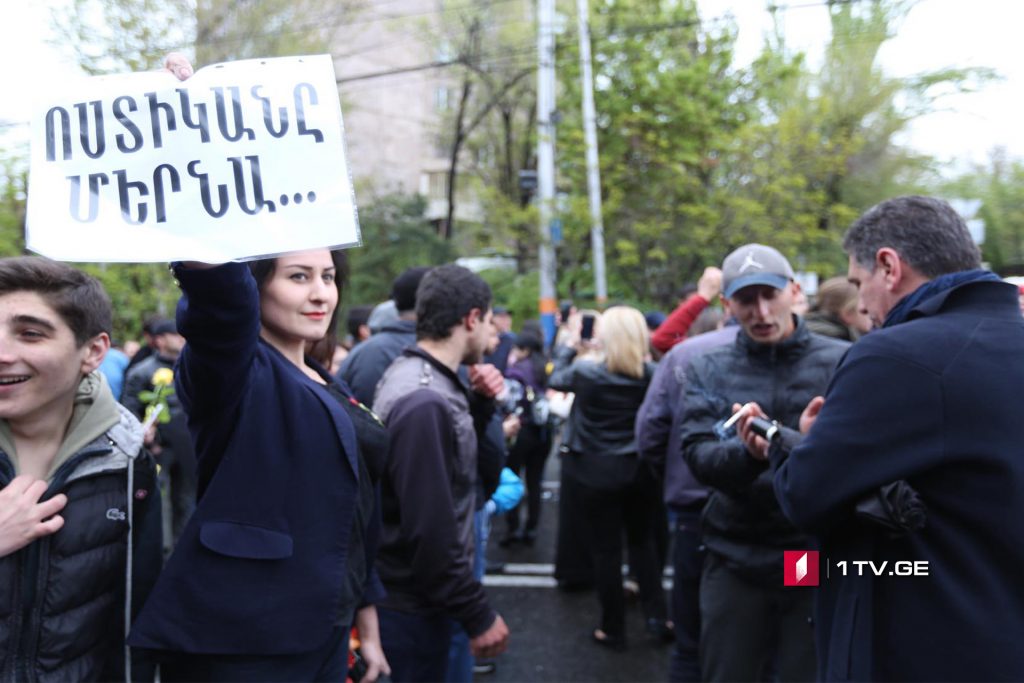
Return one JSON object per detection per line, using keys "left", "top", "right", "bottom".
{"left": 749, "top": 196, "right": 1024, "bottom": 681}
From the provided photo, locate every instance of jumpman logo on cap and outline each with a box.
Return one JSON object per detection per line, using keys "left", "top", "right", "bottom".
{"left": 740, "top": 252, "right": 764, "bottom": 273}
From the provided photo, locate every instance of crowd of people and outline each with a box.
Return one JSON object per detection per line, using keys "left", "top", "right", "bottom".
{"left": 1, "top": 53, "right": 1023, "bottom": 683}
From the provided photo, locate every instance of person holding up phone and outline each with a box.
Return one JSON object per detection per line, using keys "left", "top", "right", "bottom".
{"left": 549, "top": 306, "right": 671, "bottom": 651}
{"left": 580, "top": 312, "right": 596, "bottom": 341}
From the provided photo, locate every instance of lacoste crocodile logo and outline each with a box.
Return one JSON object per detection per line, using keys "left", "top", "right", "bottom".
{"left": 106, "top": 508, "right": 126, "bottom": 521}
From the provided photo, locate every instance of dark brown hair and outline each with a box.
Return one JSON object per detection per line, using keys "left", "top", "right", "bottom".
{"left": 0, "top": 256, "right": 111, "bottom": 346}
{"left": 248, "top": 249, "right": 349, "bottom": 353}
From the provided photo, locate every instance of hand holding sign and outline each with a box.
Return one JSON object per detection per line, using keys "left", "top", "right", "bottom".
{"left": 163, "top": 53, "right": 194, "bottom": 81}
{"left": 28, "top": 54, "right": 360, "bottom": 263}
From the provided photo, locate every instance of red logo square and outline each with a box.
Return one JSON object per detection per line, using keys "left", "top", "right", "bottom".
{"left": 784, "top": 550, "right": 819, "bottom": 586}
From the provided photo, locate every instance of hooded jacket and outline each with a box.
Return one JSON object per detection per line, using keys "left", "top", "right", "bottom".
{"left": 0, "top": 373, "right": 160, "bottom": 683}
{"left": 679, "top": 317, "right": 848, "bottom": 584}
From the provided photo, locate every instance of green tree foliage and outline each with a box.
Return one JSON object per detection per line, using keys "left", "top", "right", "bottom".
{"left": 786, "top": 1, "right": 991, "bottom": 218}
{"left": 50, "top": 0, "right": 195, "bottom": 74}
{"left": 946, "top": 151, "right": 1024, "bottom": 273}
{"left": 195, "top": 0, "right": 357, "bottom": 64}
{"left": 549, "top": 0, "right": 995, "bottom": 308}
{"left": 556, "top": 0, "right": 757, "bottom": 305}
{"left": 431, "top": 1, "right": 537, "bottom": 251}
{"left": 344, "top": 192, "right": 455, "bottom": 308}
{"left": 78, "top": 263, "right": 180, "bottom": 344}
{"left": 479, "top": 267, "right": 540, "bottom": 328}
{"left": 0, "top": 160, "right": 27, "bottom": 256}
{"left": 50, "top": 0, "right": 357, "bottom": 71}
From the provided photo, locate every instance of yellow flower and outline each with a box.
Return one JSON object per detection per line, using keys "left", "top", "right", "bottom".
{"left": 151, "top": 367, "right": 174, "bottom": 388}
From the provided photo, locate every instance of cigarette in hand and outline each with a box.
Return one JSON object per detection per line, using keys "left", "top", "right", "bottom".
{"left": 722, "top": 402, "right": 754, "bottom": 430}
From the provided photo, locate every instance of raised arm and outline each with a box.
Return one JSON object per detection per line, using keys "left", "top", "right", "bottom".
{"left": 173, "top": 263, "right": 261, "bottom": 421}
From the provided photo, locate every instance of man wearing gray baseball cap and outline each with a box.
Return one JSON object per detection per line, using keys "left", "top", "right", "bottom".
{"left": 677, "top": 243, "right": 849, "bottom": 682}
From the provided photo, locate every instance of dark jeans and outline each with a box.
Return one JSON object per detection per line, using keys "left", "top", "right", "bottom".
{"left": 577, "top": 464, "right": 667, "bottom": 640}
{"left": 668, "top": 509, "right": 704, "bottom": 683}
{"left": 379, "top": 607, "right": 453, "bottom": 683}
{"left": 158, "top": 625, "right": 348, "bottom": 682}
{"left": 699, "top": 552, "right": 816, "bottom": 682}
{"left": 506, "top": 423, "right": 551, "bottom": 533}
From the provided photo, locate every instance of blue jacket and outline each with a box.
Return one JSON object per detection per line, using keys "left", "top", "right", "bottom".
{"left": 636, "top": 325, "right": 737, "bottom": 509}
{"left": 337, "top": 320, "right": 416, "bottom": 406}
{"left": 772, "top": 279, "right": 1024, "bottom": 681}
{"left": 129, "top": 263, "right": 383, "bottom": 655}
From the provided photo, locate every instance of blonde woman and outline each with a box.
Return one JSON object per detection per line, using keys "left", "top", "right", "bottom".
{"left": 549, "top": 306, "right": 671, "bottom": 651}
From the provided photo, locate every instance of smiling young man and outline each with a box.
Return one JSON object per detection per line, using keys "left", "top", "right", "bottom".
{"left": 0, "top": 256, "right": 160, "bottom": 682}
{"left": 676, "top": 244, "right": 848, "bottom": 682}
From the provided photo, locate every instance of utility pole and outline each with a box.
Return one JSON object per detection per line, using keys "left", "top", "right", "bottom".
{"left": 537, "top": 0, "right": 558, "bottom": 347}
{"left": 576, "top": 0, "right": 607, "bottom": 307}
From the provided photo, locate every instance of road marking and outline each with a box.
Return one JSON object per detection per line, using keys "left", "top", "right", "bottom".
{"left": 484, "top": 575, "right": 674, "bottom": 590}
{"left": 493, "top": 563, "right": 674, "bottom": 577}
{"left": 484, "top": 575, "right": 559, "bottom": 588}
{"left": 501, "top": 563, "right": 556, "bottom": 574}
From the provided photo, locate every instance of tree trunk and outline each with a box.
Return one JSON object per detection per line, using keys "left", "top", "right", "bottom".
{"left": 444, "top": 76, "right": 473, "bottom": 240}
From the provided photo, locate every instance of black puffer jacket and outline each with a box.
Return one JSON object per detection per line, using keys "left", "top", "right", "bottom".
{"left": 679, "top": 317, "right": 848, "bottom": 585}
{"left": 0, "top": 404, "right": 161, "bottom": 683}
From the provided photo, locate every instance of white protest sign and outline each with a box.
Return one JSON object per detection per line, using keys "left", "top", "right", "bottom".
{"left": 27, "top": 54, "right": 360, "bottom": 263}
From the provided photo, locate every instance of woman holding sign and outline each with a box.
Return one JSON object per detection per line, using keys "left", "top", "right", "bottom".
{"left": 128, "top": 55, "right": 390, "bottom": 683}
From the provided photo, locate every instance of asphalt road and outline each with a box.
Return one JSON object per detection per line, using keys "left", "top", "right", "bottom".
{"left": 478, "top": 456, "right": 672, "bottom": 682}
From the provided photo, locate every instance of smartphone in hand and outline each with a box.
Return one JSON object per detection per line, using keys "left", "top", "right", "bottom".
{"left": 580, "top": 313, "right": 596, "bottom": 341}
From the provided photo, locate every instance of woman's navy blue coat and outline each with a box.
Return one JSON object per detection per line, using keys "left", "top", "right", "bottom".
{"left": 129, "top": 263, "right": 383, "bottom": 655}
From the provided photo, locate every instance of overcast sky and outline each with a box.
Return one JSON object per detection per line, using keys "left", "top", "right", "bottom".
{"left": 2, "top": 0, "right": 1021, "bottom": 172}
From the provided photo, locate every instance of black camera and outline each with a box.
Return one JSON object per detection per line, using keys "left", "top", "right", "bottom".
{"left": 748, "top": 416, "right": 780, "bottom": 443}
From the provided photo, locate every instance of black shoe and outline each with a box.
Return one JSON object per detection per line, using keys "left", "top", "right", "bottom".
{"left": 591, "top": 628, "right": 627, "bottom": 652}
{"left": 645, "top": 618, "right": 675, "bottom": 644}
{"left": 522, "top": 528, "right": 537, "bottom": 546}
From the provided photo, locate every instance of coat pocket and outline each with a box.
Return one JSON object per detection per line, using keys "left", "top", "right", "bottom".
{"left": 199, "top": 521, "right": 293, "bottom": 559}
